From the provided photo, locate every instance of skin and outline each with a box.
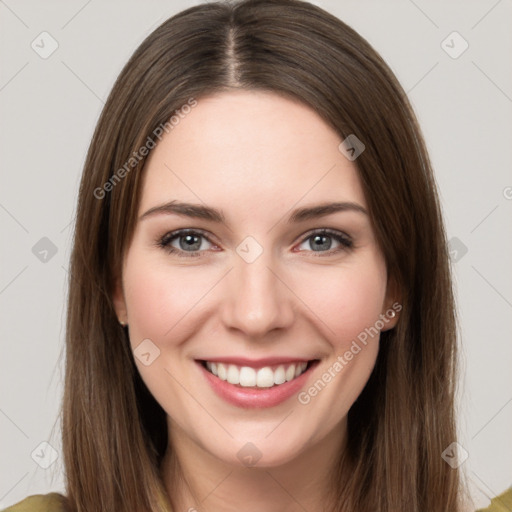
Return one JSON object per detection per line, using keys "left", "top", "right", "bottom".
{"left": 113, "top": 90, "right": 399, "bottom": 512}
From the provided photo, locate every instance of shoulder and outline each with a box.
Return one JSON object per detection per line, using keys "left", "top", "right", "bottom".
{"left": 475, "top": 487, "right": 512, "bottom": 512}
{"left": 1, "top": 493, "right": 68, "bottom": 512}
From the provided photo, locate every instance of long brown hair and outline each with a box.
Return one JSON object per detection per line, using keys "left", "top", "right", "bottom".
{"left": 62, "top": 0, "right": 469, "bottom": 510}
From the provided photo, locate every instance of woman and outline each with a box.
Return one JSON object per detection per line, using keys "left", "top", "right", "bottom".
{"left": 3, "top": 0, "right": 509, "bottom": 510}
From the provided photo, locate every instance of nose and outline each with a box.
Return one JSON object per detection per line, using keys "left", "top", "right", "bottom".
{"left": 220, "top": 248, "right": 295, "bottom": 340}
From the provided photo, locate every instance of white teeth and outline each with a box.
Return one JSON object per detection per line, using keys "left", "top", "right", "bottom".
{"left": 226, "top": 364, "right": 240, "bottom": 385}
{"left": 274, "top": 365, "right": 286, "bottom": 385}
{"left": 204, "top": 361, "right": 309, "bottom": 388}
{"left": 285, "top": 365, "right": 295, "bottom": 382}
{"left": 217, "top": 363, "right": 227, "bottom": 380}
{"left": 256, "top": 367, "right": 274, "bottom": 388}
{"left": 239, "top": 366, "right": 256, "bottom": 387}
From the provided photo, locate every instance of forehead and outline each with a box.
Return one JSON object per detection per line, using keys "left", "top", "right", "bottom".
{"left": 139, "top": 90, "right": 366, "bottom": 219}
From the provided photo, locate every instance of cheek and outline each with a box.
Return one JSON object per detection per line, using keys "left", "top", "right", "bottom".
{"left": 294, "top": 258, "right": 387, "bottom": 348}
{"left": 121, "top": 254, "right": 207, "bottom": 413}
{"left": 123, "top": 255, "right": 208, "bottom": 345}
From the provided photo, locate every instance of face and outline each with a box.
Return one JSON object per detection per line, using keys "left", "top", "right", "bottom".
{"left": 113, "top": 90, "right": 399, "bottom": 468}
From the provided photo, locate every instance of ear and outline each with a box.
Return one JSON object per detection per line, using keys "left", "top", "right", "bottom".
{"left": 381, "top": 275, "right": 402, "bottom": 331}
{"left": 112, "top": 276, "right": 128, "bottom": 325}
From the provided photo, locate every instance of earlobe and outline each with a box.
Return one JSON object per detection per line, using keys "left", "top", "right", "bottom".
{"left": 381, "top": 302, "right": 401, "bottom": 331}
{"left": 381, "top": 276, "right": 402, "bottom": 331}
{"left": 112, "top": 277, "right": 128, "bottom": 326}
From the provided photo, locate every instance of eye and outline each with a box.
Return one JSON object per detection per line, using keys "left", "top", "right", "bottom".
{"left": 156, "top": 229, "right": 216, "bottom": 257}
{"left": 156, "top": 228, "right": 353, "bottom": 258}
{"left": 296, "top": 229, "right": 353, "bottom": 256}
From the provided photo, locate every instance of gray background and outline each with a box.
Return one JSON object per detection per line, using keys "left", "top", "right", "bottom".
{"left": 1, "top": 0, "right": 511, "bottom": 509}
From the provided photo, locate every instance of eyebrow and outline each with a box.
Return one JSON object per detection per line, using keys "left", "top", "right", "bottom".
{"left": 139, "top": 200, "right": 368, "bottom": 224}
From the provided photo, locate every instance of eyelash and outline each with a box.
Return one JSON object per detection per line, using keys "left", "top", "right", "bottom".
{"left": 155, "top": 228, "right": 353, "bottom": 258}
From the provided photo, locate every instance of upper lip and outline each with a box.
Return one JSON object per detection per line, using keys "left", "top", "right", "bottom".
{"left": 196, "top": 356, "right": 317, "bottom": 369}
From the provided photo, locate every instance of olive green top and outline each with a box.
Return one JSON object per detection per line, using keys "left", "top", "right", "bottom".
{"left": 0, "top": 490, "right": 172, "bottom": 511}
{"left": 2, "top": 487, "right": 512, "bottom": 511}
{"left": 475, "top": 487, "right": 512, "bottom": 511}
{"left": 1, "top": 493, "right": 67, "bottom": 512}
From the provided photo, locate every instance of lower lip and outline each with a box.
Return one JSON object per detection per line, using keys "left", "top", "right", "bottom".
{"left": 197, "top": 361, "right": 317, "bottom": 409}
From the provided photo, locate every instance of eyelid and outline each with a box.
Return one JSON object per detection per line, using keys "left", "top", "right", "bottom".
{"left": 295, "top": 228, "right": 353, "bottom": 254}
{"left": 297, "top": 227, "right": 351, "bottom": 243}
{"left": 159, "top": 227, "right": 215, "bottom": 244}
{"left": 157, "top": 228, "right": 218, "bottom": 256}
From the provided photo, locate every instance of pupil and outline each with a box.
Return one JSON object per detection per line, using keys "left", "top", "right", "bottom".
{"left": 312, "top": 235, "right": 331, "bottom": 251}
{"left": 181, "top": 234, "right": 200, "bottom": 251}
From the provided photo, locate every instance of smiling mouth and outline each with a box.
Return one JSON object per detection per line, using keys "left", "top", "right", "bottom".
{"left": 199, "top": 360, "right": 318, "bottom": 389}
